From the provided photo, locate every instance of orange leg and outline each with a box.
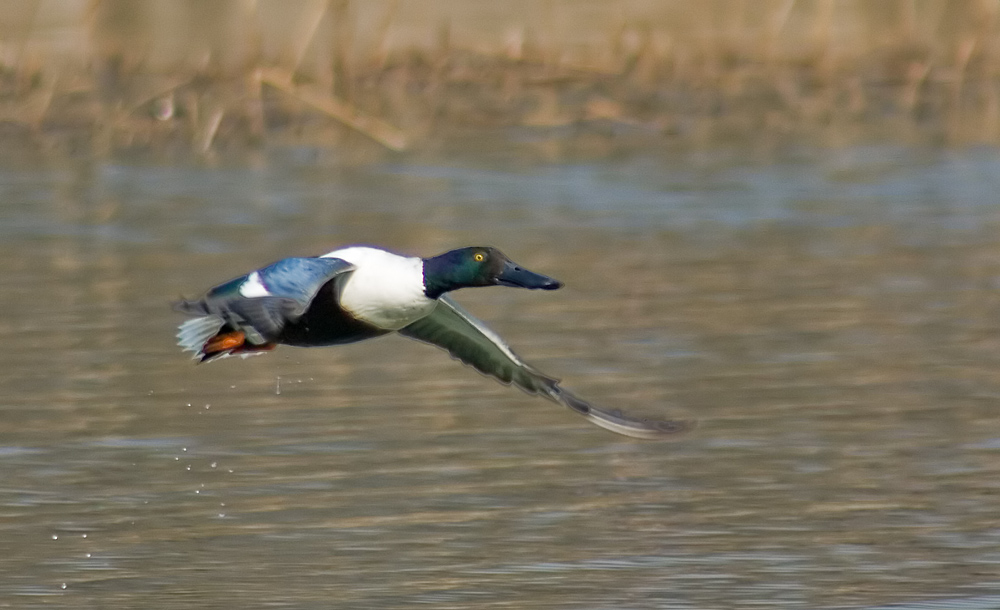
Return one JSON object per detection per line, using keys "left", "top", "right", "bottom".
{"left": 204, "top": 330, "right": 246, "bottom": 355}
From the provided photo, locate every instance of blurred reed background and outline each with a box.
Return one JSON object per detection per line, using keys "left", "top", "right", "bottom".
{"left": 1, "top": 0, "right": 999, "bottom": 156}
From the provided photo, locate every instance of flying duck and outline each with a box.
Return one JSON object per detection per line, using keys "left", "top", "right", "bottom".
{"left": 174, "top": 246, "right": 690, "bottom": 439}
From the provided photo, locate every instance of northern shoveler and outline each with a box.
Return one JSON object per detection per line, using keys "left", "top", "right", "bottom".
{"left": 175, "top": 246, "right": 690, "bottom": 439}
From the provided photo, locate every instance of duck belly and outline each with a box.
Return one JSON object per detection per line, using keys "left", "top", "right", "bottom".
{"left": 279, "top": 287, "right": 392, "bottom": 346}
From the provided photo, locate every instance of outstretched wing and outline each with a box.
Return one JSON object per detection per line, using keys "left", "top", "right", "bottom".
{"left": 174, "top": 257, "right": 355, "bottom": 343}
{"left": 399, "top": 296, "right": 692, "bottom": 439}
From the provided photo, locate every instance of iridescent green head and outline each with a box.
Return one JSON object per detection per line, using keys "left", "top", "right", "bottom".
{"left": 422, "top": 247, "right": 562, "bottom": 299}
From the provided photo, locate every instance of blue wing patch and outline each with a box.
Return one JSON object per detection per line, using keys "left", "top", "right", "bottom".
{"left": 256, "top": 257, "right": 354, "bottom": 305}
{"left": 205, "top": 257, "right": 353, "bottom": 307}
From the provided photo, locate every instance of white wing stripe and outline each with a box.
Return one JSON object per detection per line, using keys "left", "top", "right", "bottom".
{"left": 238, "top": 271, "right": 271, "bottom": 298}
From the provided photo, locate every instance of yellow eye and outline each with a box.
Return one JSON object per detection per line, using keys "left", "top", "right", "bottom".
{"left": 474, "top": 252, "right": 485, "bottom": 262}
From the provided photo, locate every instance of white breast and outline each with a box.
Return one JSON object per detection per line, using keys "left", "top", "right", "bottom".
{"left": 321, "top": 246, "right": 436, "bottom": 330}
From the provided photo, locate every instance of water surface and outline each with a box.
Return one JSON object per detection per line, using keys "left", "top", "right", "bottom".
{"left": 1, "top": 145, "right": 999, "bottom": 609}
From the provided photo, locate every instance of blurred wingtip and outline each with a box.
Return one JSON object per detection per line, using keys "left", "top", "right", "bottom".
{"left": 584, "top": 406, "right": 696, "bottom": 440}
{"left": 552, "top": 385, "right": 695, "bottom": 440}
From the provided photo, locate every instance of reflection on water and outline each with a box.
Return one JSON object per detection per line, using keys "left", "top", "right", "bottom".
{"left": 1, "top": 145, "right": 1000, "bottom": 609}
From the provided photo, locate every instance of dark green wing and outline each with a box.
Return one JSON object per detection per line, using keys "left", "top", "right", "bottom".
{"left": 399, "top": 296, "right": 692, "bottom": 439}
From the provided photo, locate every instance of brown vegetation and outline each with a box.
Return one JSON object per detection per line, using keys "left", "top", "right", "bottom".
{"left": 1, "top": 0, "right": 999, "bottom": 156}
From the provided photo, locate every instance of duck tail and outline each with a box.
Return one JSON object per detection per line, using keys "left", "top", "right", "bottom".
{"left": 177, "top": 315, "right": 226, "bottom": 360}
{"left": 176, "top": 315, "right": 278, "bottom": 362}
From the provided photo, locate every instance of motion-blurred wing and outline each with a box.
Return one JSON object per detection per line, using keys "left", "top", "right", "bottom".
{"left": 399, "top": 296, "right": 692, "bottom": 439}
{"left": 175, "top": 257, "right": 355, "bottom": 342}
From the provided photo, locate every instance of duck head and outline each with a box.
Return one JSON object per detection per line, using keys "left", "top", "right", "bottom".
{"left": 423, "top": 247, "right": 562, "bottom": 299}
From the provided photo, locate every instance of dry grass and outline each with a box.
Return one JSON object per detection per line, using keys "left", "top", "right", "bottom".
{"left": 1, "top": 0, "right": 999, "bottom": 156}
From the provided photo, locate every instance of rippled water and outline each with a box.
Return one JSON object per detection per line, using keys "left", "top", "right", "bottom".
{"left": 1, "top": 144, "right": 999, "bottom": 609}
